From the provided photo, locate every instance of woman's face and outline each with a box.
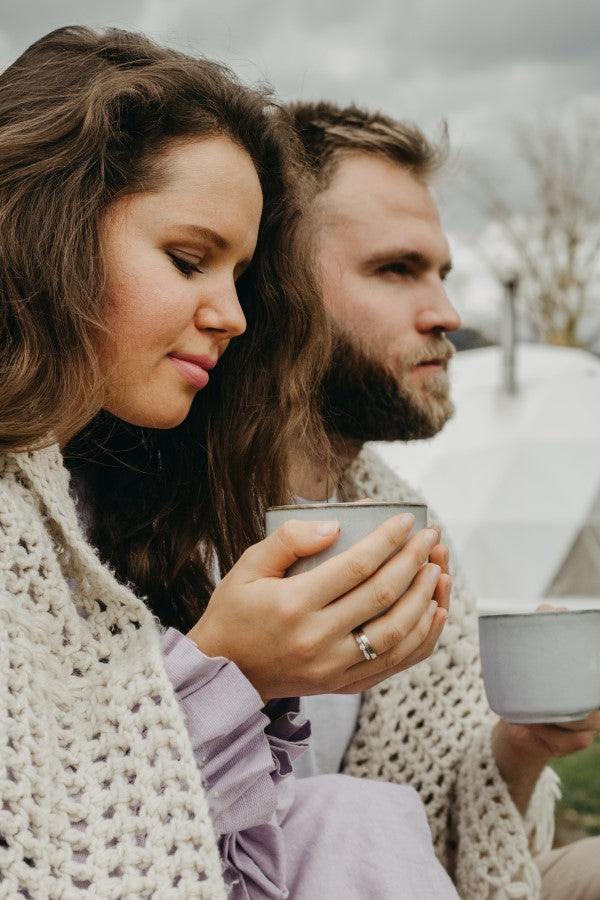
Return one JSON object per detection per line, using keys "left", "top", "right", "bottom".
{"left": 99, "top": 136, "right": 263, "bottom": 428}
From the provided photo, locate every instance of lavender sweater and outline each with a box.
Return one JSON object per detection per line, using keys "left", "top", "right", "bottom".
{"left": 162, "top": 628, "right": 459, "bottom": 899}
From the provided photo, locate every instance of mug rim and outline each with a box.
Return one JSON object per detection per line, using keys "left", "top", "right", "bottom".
{"left": 479, "top": 609, "right": 600, "bottom": 621}
{"left": 267, "top": 501, "right": 427, "bottom": 512}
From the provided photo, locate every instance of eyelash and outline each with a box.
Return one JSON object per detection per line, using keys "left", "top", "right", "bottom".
{"left": 379, "top": 263, "right": 412, "bottom": 277}
{"left": 378, "top": 263, "right": 450, "bottom": 282}
{"left": 168, "top": 252, "right": 203, "bottom": 278}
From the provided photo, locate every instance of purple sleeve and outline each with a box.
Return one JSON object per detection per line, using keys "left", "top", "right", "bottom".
{"left": 161, "top": 629, "right": 459, "bottom": 900}
{"left": 161, "top": 628, "right": 310, "bottom": 898}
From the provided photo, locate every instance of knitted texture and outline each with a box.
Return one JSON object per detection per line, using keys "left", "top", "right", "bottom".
{"left": 339, "top": 447, "right": 560, "bottom": 900}
{"left": 0, "top": 447, "right": 227, "bottom": 899}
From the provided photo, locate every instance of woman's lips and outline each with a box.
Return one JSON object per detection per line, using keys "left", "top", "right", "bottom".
{"left": 168, "top": 353, "right": 216, "bottom": 389}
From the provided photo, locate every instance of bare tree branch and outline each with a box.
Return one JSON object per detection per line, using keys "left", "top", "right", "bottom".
{"left": 474, "top": 107, "right": 600, "bottom": 347}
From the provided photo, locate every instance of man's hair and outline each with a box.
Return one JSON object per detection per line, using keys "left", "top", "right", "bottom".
{"left": 287, "top": 100, "right": 448, "bottom": 188}
{"left": 0, "top": 26, "right": 330, "bottom": 629}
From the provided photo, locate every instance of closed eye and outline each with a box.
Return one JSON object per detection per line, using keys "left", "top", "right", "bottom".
{"left": 168, "top": 252, "right": 203, "bottom": 278}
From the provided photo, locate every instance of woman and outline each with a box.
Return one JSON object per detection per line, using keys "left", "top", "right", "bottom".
{"left": 0, "top": 26, "right": 456, "bottom": 898}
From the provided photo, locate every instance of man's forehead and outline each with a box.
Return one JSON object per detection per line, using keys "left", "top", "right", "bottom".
{"left": 315, "top": 154, "right": 450, "bottom": 266}
{"left": 317, "top": 153, "right": 441, "bottom": 228}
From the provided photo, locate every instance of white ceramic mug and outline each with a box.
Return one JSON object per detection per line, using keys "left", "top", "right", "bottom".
{"left": 478, "top": 609, "right": 600, "bottom": 723}
{"left": 265, "top": 500, "right": 428, "bottom": 577}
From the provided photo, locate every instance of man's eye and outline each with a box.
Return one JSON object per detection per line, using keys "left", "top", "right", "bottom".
{"left": 379, "top": 263, "right": 411, "bottom": 277}
{"left": 168, "top": 252, "right": 202, "bottom": 278}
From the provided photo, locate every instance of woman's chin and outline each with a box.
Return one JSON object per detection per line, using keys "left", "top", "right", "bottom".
{"left": 103, "top": 399, "right": 193, "bottom": 430}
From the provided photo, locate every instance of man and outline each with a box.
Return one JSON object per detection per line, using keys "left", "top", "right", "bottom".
{"left": 287, "top": 101, "right": 600, "bottom": 900}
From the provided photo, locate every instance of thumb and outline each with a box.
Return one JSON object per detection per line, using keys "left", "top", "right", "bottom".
{"left": 242, "top": 518, "right": 340, "bottom": 580}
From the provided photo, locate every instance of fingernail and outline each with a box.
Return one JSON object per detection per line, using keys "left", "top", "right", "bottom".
{"left": 398, "top": 513, "right": 415, "bottom": 529}
{"left": 315, "top": 520, "right": 339, "bottom": 536}
{"left": 423, "top": 528, "right": 439, "bottom": 548}
{"left": 428, "top": 600, "right": 438, "bottom": 617}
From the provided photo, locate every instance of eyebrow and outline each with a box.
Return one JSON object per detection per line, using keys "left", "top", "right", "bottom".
{"left": 364, "top": 249, "right": 453, "bottom": 279}
{"left": 168, "top": 223, "right": 228, "bottom": 250}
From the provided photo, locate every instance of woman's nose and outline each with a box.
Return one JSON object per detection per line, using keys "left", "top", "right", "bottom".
{"left": 195, "top": 278, "right": 247, "bottom": 338}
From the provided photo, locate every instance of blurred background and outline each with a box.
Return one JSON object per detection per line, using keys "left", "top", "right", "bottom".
{"left": 2, "top": 0, "right": 598, "bottom": 845}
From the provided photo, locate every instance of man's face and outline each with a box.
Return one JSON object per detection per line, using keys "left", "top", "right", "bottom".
{"left": 315, "top": 153, "right": 461, "bottom": 442}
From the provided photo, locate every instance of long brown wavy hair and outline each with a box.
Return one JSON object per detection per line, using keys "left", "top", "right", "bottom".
{"left": 0, "top": 26, "right": 330, "bottom": 630}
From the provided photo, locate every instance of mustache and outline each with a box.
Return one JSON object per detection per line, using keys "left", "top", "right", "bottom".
{"left": 404, "top": 338, "right": 455, "bottom": 368}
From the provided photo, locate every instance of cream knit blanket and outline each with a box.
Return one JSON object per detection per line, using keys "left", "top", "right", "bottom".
{"left": 0, "top": 447, "right": 226, "bottom": 899}
{"left": 340, "top": 446, "right": 561, "bottom": 900}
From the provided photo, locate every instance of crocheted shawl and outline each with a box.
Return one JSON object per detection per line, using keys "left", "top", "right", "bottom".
{"left": 0, "top": 447, "right": 226, "bottom": 898}
{"left": 338, "top": 446, "right": 559, "bottom": 900}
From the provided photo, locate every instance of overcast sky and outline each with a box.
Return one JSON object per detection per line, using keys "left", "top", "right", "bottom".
{"left": 2, "top": 0, "right": 599, "bottom": 334}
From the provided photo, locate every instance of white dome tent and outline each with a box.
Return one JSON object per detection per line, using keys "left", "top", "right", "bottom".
{"left": 375, "top": 344, "right": 600, "bottom": 610}
{"left": 547, "top": 478, "right": 600, "bottom": 598}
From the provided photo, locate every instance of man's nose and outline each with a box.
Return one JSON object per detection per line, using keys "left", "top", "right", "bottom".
{"left": 416, "top": 283, "right": 461, "bottom": 334}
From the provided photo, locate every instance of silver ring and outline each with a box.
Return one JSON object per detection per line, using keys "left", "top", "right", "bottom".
{"left": 353, "top": 627, "right": 378, "bottom": 661}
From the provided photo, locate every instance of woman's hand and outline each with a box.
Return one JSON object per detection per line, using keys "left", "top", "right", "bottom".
{"left": 187, "top": 513, "right": 450, "bottom": 701}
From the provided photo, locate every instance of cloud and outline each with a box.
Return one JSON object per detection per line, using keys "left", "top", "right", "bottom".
{"left": 2, "top": 0, "right": 598, "bottom": 116}
{"left": 0, "top": 0, "right": 147, "bottom": 69}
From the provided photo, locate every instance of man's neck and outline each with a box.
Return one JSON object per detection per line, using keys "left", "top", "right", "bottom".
{"left": 290, "top": 434, "right": 364, "bottom": 501}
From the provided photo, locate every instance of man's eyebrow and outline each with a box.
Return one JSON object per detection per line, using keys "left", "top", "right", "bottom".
{"left": 364, "top": 248, "right": 453, "bottom": 278}
{"left": 168, "top": 223, "right": 227, "bottom": 249}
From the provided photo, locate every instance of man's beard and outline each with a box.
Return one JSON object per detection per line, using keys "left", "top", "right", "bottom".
{"left": 320, "top": 331, "right": 455, "bottom": 443}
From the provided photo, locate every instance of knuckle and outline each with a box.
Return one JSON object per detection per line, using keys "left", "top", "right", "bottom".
{"left": 277, "top": 519, "right": 298, "bottom": 549}
{"left": 278, "top": 599, "right": 303, "bottom": 628}
{"left": 405, "top": 540, "right": 428, "bottom": 571}
{"left": 237, "top": 545, "right": 254, "bottom": 566}
{"left": 292, "top": 629, "right": 320, "bottom": 666}
{"left": 302, "top": 584, "right": 324, "bottom": 609}
{"left": 346, "top": 549, "right": 373, "bottom": 585}
{"left": 380, "top": 622, "right": 407, "bottom": 652}
{"left": 309, "top": 660, "right": 334, "bottom": 692}
{"left": 301, "top": 657, "right": 334, "bottom": 693}
{"left": 371, "top": 578, "right": 396, "bottom": 613}
{"left": 415, "top": 615, "right": 432, "bottom": 644}
{"left": 380, "top": 523, "right": 406, "bottom": 555}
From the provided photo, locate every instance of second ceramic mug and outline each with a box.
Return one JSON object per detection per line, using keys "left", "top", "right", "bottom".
{"left": 479, "top": 609, "right": 600, "bottom": 723}
{"left": 265, "top": 500, "right": 428, "bottom": 577}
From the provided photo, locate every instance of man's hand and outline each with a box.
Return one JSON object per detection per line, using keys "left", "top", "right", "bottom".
{"left": 492, "top": 714, "right": 600, "bottom": 815}
{"left": 502, "top": 713, "right": 600, "bottom": 760}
